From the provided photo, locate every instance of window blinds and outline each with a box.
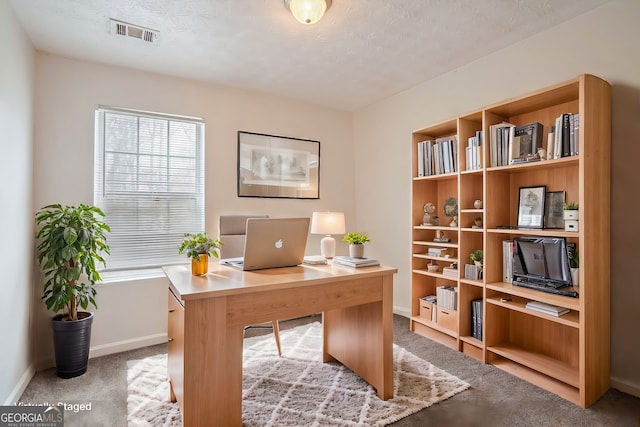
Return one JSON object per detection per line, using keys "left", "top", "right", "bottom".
{"left": 94, "top": 107, "right": 205, "bottom": 271}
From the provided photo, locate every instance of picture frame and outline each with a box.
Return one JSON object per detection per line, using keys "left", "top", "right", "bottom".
{"left": 517, "top": 185, "right": 546, "bottom": 229}
{"left": 237, "top": 131, "right": 320, "bottom": 199}
{"left": 513, "top": 122, "right": 543, "bottom": 158}
{"left": 544, "top": 190, "right": 566, "bottom": 229}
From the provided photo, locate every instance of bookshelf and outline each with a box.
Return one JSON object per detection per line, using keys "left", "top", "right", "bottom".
{"left": 410, "top": 74, "right": 610, "bottom": 408}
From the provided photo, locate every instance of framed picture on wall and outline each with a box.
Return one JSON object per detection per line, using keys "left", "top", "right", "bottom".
{"left": 517, "top": 185, "right": 546, "bottom": 229}
{"left": 237, "top": 131, "right": 320, "bottom": 199}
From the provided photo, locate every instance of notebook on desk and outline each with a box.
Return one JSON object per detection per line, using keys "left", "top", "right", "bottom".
{"left": 221, "top": 217, "right": 310, "bottom": 271}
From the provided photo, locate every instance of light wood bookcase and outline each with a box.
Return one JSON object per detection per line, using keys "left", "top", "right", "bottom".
{"left": 409, "top": 74, "right": 611, "bottom": 408}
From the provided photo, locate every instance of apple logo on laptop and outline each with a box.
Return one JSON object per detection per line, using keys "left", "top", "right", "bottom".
{"left": 275, "top": 239, "right": 283, "bottom": 249}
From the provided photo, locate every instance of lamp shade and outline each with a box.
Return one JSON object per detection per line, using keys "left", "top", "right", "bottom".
{"left": 311, "top": 212, "right": 345, "bottom": 235}
{"left": 287, "top": 0, "right": 330, "bottom": 25}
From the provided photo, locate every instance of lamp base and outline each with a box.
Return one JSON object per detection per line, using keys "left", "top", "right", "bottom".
{"left": 320, "top": 235, "right": 336, "bottom": 259}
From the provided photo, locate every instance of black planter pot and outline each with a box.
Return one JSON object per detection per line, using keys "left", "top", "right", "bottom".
{"left": 51, "top": 311, "right": 94, "bottom": 379}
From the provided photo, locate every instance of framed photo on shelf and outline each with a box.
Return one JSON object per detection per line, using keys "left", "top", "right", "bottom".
{"left": 517, "top": 185, "right": 546, "bottom": 229}
{"left": 513, "top": 122, "right": 543, "bottom": 157}
{"left": 544, "top": 190, "right": 565, "bottom": 229}
{"left": 237, "top": 131, "right": 320, "bottom": 199}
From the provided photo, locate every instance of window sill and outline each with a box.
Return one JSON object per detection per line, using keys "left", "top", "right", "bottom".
{"left": 99, "top": 268, "right": 167, "bottom": 284}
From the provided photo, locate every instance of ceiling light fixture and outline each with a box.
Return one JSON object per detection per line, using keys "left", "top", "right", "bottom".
{"left": 284, "top": 0, "right": 332, "bottom": 25}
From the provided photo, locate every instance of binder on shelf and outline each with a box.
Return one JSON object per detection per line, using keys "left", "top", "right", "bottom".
{"left": 503, "top": 240, "right": 514, "bottom": 283}
{"left": 471, "top": 299, "right": 483, "bottom": 340}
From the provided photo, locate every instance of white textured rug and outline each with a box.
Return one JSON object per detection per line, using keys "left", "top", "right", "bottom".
{"left": 127, "top": 322, "right": 469, "bottom": 426}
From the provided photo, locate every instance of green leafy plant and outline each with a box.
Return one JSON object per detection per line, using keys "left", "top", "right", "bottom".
{"left": 342, "top": 232, "right": 370, "bottom": 245}
{"left": 563, "top": 201, "right": 579, "bottom": 210}
{"left": 470, "top": 249, "right": 483, "bottom": 266}
{"left": 569, "top": 250, "right": 579, "bottom": 269}
{"left": 35, "top": 204, "right": 110, "bottom": 321}
{"left": 179, "top": 232, "right": 222, "bottom": 261}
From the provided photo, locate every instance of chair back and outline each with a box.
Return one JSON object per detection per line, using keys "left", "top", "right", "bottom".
{"left": 218, "top": 214, "right": 269, "bottom": 259}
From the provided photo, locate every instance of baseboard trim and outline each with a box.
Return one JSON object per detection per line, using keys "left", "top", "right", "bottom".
{"left": 89, "top": 333, "right": 167, "bottom": 359}
{"left": 610, "top": 376, "right": 640, "bottom": 399}
{"left": 393, "top": 306, "right": 410, "bottom": 318}
{"left": 4, "top": 364, "right": 35, "bottom": 405}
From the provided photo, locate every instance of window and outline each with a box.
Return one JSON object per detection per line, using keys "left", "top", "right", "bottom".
{"left": 94, "top": 106, "right": 205, "bottom": 271}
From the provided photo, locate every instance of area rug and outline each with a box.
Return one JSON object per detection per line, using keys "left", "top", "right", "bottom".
{"left": 127, "top": 322, "right": 469, "bottom": 426}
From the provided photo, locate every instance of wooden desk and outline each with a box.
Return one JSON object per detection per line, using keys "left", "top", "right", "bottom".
{"left": 163, "top": 262, "right": 397, "bottom": 427}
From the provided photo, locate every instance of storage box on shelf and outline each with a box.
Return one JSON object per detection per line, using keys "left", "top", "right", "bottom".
{"left": 409, "top": 74, "right": 610, "bottom": 408}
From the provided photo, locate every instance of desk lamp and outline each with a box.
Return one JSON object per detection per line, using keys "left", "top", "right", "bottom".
{"left": 310, "top": 212, "right": 345, "bottom": 259}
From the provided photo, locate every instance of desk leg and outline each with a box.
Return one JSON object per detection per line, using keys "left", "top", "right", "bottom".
{"left": 323, "top": 274, "right": 394, "bottom": 400}
{"left": 183, "top": 297, "right": 244, "bottom": 427}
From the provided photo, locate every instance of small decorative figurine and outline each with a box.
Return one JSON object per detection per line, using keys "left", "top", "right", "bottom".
{"left": 422, "top": 202, "right": 436, "bottom": 225}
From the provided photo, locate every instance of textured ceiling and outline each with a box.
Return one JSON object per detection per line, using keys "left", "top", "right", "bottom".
{"left": 9, "top": 0, "right": 610, "bottom": 111}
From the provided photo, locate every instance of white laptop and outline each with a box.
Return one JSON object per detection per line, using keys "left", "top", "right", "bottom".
{"left": 221, "top": 217, "right": 310, "bottom": 271}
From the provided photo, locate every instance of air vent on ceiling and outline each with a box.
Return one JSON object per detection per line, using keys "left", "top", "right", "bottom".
{"left": 109, "top": 19, "right": 159, "bottom": 44}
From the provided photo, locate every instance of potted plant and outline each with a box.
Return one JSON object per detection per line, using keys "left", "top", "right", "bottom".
{"left": 569, "top": 248, "right": 579, "bottom": 287}
{"left": 179, "top": 232, "right": 222, "bottom": 275}
{"left": 563, "top": 201, "right": 579, "bottom": 220}
{"left": 35, "top": 204, "right": 110, "bottom": 378}
{"left": 470, "top": 249, "right": 483, "bottom": 268}
{"left": 468, "top": 249, "right": 483, "bottom": 280}
{"left": 342, "top": 232, "right": 370, "bottom": 258}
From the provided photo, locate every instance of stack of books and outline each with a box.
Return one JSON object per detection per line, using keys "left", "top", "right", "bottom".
{"left": 525, "top": 301, "right": 570, "bottom": 317}
{"left": 489, "top": 121, "right": 543, "bottom": 167}
{"left": 427, "top": 247, "right": 453, "bottom": 258}
{"left": 465, "top": 130, "right": 483, "bottom": 171}
{"left": 332, "top": 256, "right": 380, "bottom": 268}
{"left": 442, "top": 264, "right": 458, "bottom": 279}
{"left": 548, "top": 113, "right": 579, "bottom": 159}
{"left": 416, "top": 135, "right": 458, "bottom": 177}
{"left": 436, "top": 286, "right": 458, "bottom": 310}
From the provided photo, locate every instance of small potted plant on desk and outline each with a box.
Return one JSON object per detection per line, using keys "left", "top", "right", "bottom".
{"left": 342, "top": 232, "right": 370, "bottom": 258}
{"left": 179, "top": 232, "right": 222, "bottom": 275}
{"left": 35, "top": 204, "right": 110, "bottom": 378}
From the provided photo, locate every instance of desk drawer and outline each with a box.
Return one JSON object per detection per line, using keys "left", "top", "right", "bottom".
{"left": 168, "top": 289, "right": 184, "bottom": 410}
{"left": 436, "top": 307, "right": 458, "bottom": 333}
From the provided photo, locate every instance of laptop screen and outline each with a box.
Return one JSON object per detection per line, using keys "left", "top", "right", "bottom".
{"left": 224, "top": 217, "right": 310, "bottom": 271}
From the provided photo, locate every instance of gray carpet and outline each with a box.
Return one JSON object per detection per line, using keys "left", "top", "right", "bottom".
{"left": 18, "top": 314, "right": 640, "bottom": 427}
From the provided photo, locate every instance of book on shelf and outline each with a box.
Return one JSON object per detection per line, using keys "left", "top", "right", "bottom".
{"left": 332, "top": 256, "right": 380, "bottom": 268}
{"left": 471, "top": 298, "right": 483, "bottom": 340}
{"left": 436, "top": 285, "right": 458, "bottom": 310}
{"left": 525, "top": 301, "right": 570, "bottom": 317}
{"left": 502, "top": 240, "right": 514, "bottom": 283}
{"left": 465, "top": 130, "right": 483, "bottom": 171}
{"left": 489, "top": 122, "right": 514, "bottom": 167}
{"left": 442, "top": 265, "right": 458, "bottom": 279}
{"left": 552, "top": 113, "right": 579, "bottom": 159}
{"left": 427, "top": 247, "right": 454, "bottom": 257}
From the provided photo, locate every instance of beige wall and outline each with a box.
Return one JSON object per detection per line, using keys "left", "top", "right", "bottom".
{"left": 354, "top": 0, "right": 640, "bottom": 397}
{"left": 0, "top": 2, "right": 35, "bottom": 404}
{"left": 32, "top": 54, "right": 356, "bottom": 368}
{"left": 7, "top": 0, "right": 639, "bottom": 404}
